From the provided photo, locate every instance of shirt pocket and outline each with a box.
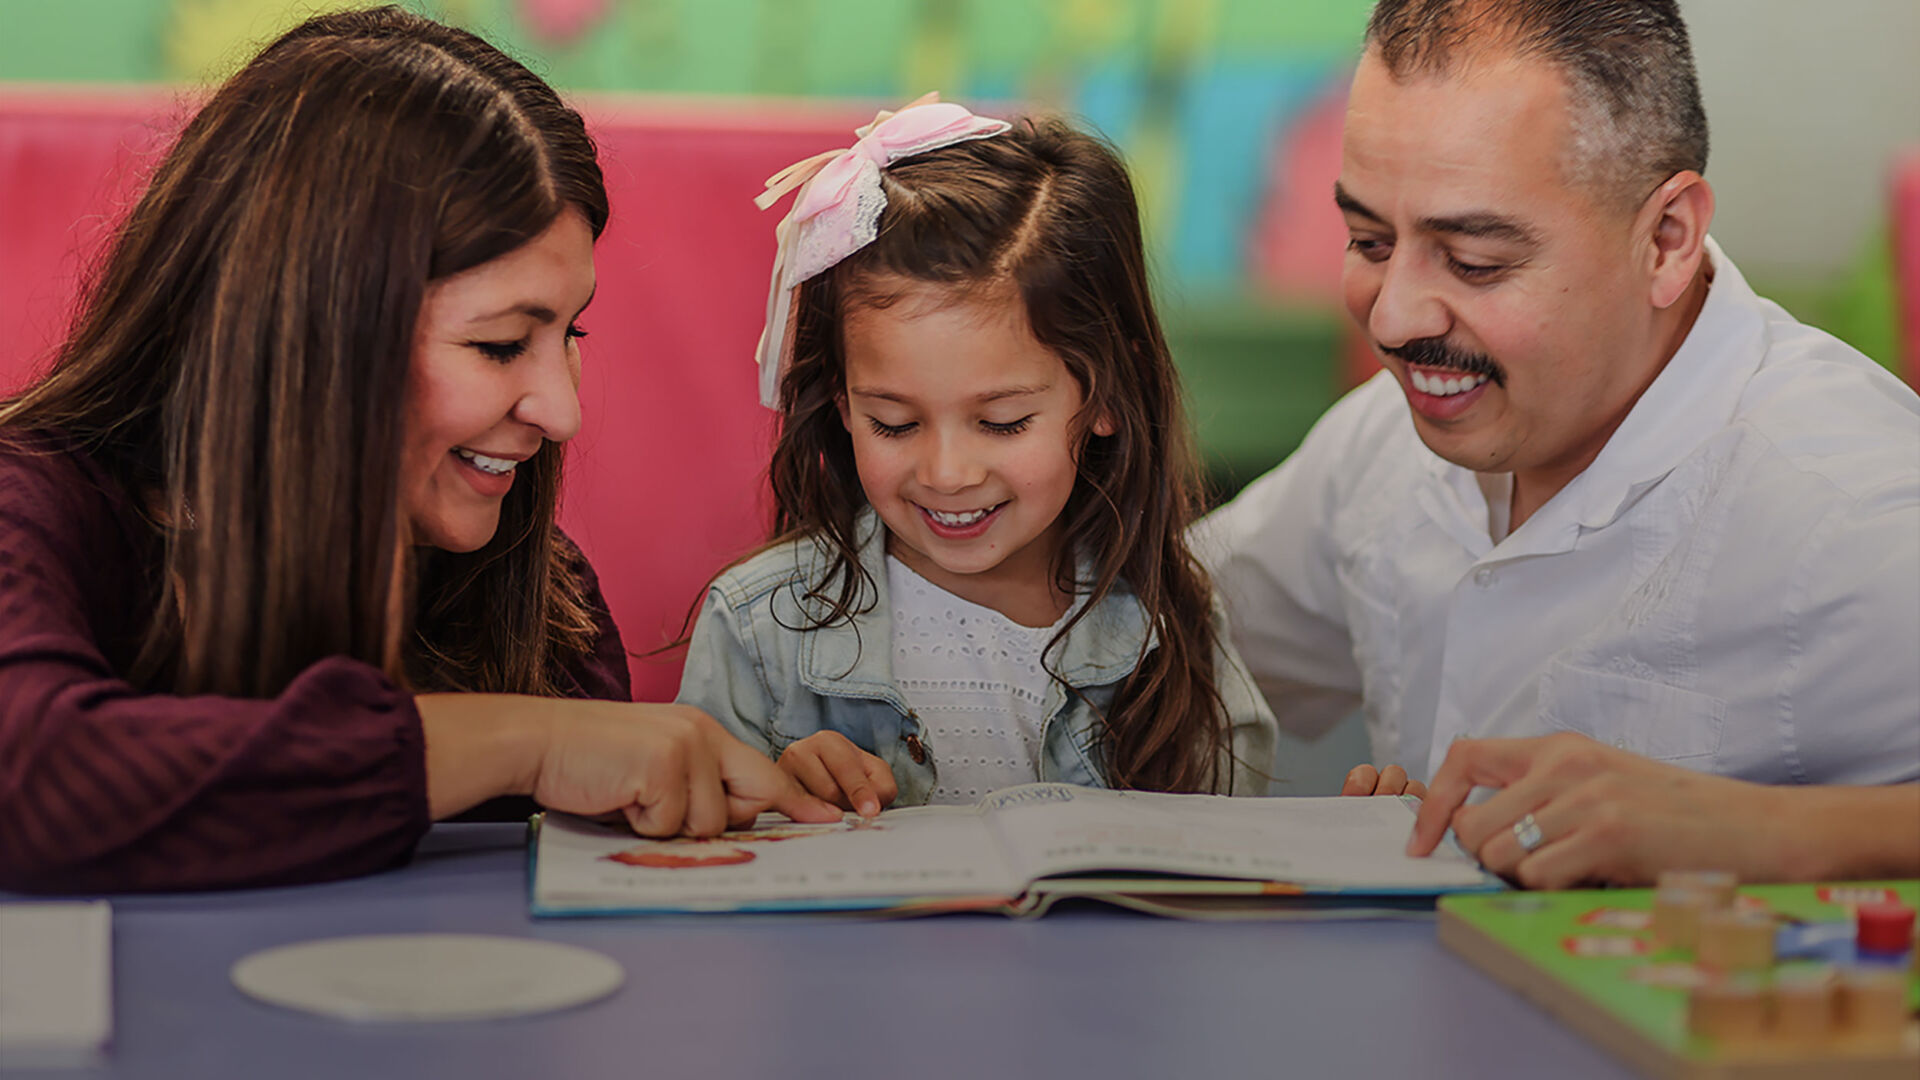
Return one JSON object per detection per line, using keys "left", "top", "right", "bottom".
{"left": 1538, "top": 659, "right": 1727, "bottom": 764}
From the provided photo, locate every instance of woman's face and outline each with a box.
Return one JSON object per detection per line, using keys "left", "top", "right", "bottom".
{"left": 401, "top": 209, "right": 596, "bottom": 552}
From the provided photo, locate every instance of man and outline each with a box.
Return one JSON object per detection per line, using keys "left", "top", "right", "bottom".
{"left": 1204, "top": 0, "right": 1920, "bottom": 884}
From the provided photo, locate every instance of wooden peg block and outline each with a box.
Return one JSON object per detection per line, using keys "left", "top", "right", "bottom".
{"left": 1654, "top": 887, "right": 1714, "bottom": 950}
{"left": 1658, "top": 870, "right": 1737, "bottom": 909}
{"left": 1687, "top": 974, "right": 1770, "bottom": 1041}
{"left": 1769, "top": 967, "right": 1837, "bottom": 1041}
{"left": 1836, "top": 967, "right": 1909, "bottom": 1042}
{"left": 1696, "top": 909, "right": 1775, "bottom": 972}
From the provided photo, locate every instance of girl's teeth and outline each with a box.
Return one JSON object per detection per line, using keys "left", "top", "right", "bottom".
{"left": 928, "top": 507, "right": 990, "bottom": 527}
{"left": 456, "top": 449, "right": 516, "bottom": 475}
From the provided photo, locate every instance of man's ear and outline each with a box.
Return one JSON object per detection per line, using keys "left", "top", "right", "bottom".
{"left": 1641, "top": 171, "right": 1714, "bottom": 310}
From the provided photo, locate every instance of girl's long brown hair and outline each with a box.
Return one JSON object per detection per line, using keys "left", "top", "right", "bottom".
{"left": 768, "top": 117, "right": 1233, "bottom": 793}
{"left": 0, "top": 6, "right": 608, "bottom": 698}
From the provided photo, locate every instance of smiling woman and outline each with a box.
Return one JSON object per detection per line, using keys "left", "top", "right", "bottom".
{"left": 0, "top": 6, "right": 832, "bottom": 894}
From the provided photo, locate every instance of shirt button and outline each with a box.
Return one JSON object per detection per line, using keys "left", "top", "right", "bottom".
{"left": 1473, "top": 567, "right": 1496, "bottom": 587}
{"left": 903, "top": 734, "right": 928, "bottom": 765}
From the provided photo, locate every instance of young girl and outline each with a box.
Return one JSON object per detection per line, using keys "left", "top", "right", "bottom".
{"left": 676, "top": 97, "right": 1275, "bottom": 815}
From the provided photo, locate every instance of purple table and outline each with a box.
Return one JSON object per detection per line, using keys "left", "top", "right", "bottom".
{"left": 5, "top": 824, "right": 1635, "bottom": 1079}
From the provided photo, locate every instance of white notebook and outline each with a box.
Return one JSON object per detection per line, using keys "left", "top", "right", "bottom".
{"left": 0, "top": 901, "right": 112, "bottom": 1069}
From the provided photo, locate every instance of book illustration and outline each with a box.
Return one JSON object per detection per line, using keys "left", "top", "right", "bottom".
{"left": 605, "top": 819, "right": 886, "bottom": 870}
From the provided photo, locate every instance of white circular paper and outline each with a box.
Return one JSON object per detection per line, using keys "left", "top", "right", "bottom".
{"left": 231, "top": 934, "right": 623, "bottom": 1022}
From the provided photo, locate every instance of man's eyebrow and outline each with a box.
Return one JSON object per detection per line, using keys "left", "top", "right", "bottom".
{"left": 1333, "top": 182, "right": 1382, "bottom": 222}
{"left": 1418, "top": 212, "right": 1542, "bottom": 246}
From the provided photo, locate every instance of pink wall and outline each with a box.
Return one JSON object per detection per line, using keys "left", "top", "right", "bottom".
{"left": 0, "top": 89, "right": 873, "bottom": 701}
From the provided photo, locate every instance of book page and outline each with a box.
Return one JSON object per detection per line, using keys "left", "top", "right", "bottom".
{"left": 533, "top": 807, "right": 1024, "bottom": 913}
{"left": 980, "top": 784, "right": 1496, "bottom": 891}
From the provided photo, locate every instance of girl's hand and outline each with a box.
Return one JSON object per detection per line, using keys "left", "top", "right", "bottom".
{"left": 1341, "top": 763, "right": 1428, "bottom": 799}
{"left": 777, "top": 731, "right": 898, "bottom": 818}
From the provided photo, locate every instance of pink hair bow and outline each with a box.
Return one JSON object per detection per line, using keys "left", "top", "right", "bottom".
{"left": 753, "top": 93, "right": 1011, "bottom": 407}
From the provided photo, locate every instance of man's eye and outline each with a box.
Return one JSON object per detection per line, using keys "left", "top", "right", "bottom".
{"left": 867, "top": 418, "right": 915, "bottom": 438}
{"left": 473, "top": 339, "right": 527, "bottom": 362}
{"left": 1448, "top": 256, "right": 1508, "bottom": 281}
{"left": 1347, "top": 237, "right": 1392, "bottom": 262}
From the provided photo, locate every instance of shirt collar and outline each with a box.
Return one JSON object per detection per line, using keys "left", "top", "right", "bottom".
{"left": 1427, "top": 236, "right": 1768, "bottom": 543}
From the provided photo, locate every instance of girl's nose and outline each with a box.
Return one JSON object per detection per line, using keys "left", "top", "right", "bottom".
{"left": 918, "top": 429, "right": 985, "bottom": 494}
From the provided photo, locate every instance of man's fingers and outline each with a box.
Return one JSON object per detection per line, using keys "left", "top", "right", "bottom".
{"left": 1408, "top": 739, "right": 1535, "bottom": 855}
{"left": 1342, "top": 764, "right": 1380, "bottom": 796}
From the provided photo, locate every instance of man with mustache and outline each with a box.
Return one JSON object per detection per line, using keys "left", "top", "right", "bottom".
{"left": 1204, "top": 0, "right": 1919, "bottom": 886}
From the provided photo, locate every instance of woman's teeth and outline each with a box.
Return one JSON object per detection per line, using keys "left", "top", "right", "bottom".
{"left": 455, "top": 448, "right": 517, "bottom": 475}
{"left": 1411, "top": 370, "right": 1490, "bottom": 397}
{"left": 926, "top": 506, "right": 992, "bottom": 527}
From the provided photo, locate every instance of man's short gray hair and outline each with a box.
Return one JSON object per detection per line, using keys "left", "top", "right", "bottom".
{"left": 1366, "top": 0, "right": 1708, "bottom": 207}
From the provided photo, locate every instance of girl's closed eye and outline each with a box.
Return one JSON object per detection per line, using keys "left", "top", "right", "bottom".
{"left": 867, "top": 416, "right": 917, "bottom": 438}
{"left": 981, "top": 415, "right": 1033, "bottom": 435}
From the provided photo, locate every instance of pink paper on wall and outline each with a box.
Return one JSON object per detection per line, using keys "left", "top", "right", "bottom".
{"left": 518, "top": 0, "right": 610, "bottom": 47}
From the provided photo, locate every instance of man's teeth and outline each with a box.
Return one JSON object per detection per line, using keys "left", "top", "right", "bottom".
{"left": 1411, "top": 370, "right": 1490, "bottom": 397}
{"left": 455, "top": 448, "right": 517, "bottom": 475}
{"left": 926, "top": 506, "right": 992, "bottom": 527}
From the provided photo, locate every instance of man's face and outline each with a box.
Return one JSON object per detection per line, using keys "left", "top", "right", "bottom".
{"left": 1339, "top": 50, "right": 1661, "bottom": 483}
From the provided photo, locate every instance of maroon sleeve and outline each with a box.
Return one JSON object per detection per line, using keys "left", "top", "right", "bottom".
{"left": 0, "top": 445, "right": 432, "bottom": 893}
{"left": 554, "top": 532, "right": 632, "bottom": 702}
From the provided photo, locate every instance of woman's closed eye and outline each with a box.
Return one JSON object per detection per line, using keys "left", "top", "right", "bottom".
{"left": 470, "top": 324, "right": 588, "bottom": 363}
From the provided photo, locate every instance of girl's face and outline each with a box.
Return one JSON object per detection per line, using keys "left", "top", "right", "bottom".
{"left": 838, "top": 283, "right": 1112, "bottom": 621}
{"left": 401, "top": 209, "right": 596, "bottom": 552}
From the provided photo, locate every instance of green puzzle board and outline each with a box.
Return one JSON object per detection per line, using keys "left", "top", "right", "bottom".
{"left": 1440, "top": 882, "right": 1920, "bottom": 1067}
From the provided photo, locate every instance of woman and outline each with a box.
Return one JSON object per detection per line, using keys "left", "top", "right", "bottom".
{"left": 0, "top": 7, "right": 832, "bottom": 893}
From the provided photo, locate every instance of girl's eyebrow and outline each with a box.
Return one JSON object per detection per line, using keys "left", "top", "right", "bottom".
{"left": 847, "top": 383, "right": 1050, "bottom": 404}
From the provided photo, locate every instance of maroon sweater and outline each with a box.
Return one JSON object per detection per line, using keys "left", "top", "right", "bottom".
{"left": 0, "top": 435, "right": 631, "bottom": 893}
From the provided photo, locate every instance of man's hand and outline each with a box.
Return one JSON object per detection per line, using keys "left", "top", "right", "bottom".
{"left": 777, "top": 731, "right": 899, "bottom": 819}
{"left": 1340, "top": 763, "right": 1427, "bottom": 799}
{"left": 1404, "top": 733, "right": 1784, "bottom": 888}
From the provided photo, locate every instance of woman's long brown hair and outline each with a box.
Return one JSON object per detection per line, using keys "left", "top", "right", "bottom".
{"left": 0, "top": 6, "right": 608, "bottom": 698}
{"left": 767, "top": 118, "right": 1233, "bottom": 793}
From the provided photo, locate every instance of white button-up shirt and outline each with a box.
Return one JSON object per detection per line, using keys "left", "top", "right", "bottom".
{"left": 1202, "top": 241, "right": 1920, "bottom": 785}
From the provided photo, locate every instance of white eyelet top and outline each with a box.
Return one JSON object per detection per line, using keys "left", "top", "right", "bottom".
{"left": 887, "top": 556, "right": 1072, "bottom": 805}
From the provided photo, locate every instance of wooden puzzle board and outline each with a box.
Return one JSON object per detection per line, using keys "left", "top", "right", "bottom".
{"left": 1439, "top": 882, "right": 1920, "bottom": 1080}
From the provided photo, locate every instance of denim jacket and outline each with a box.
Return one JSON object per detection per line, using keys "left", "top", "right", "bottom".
{"left": 676, "top": 515, "right": 1277, "bottom": 804}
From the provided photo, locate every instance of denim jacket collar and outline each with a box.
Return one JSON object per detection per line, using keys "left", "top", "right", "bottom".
{"left": 796, "top": 511, "right": 1157, "bottom": 705}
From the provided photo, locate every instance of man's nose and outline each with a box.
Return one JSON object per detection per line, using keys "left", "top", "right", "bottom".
{"left": 1367, "top": 251, "right": 1450, "bottom": 350}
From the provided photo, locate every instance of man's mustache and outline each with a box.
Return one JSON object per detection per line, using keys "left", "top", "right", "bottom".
{"left": 1380, "top": 338, "right": 1507, "bottom": 388}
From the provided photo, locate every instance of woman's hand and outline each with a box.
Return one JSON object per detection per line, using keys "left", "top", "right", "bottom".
{"left": 1340, "top": 763, "right": 1427, "bottom": 799}
{"left": 420, "top": 695, "right": 840, "bottom": 836}
{"left": 777, "top": 731, "right": 899, "bottom": 819}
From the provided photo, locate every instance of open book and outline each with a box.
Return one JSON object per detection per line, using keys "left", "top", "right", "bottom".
{"left": 530, "top": 784, "right": 1503, "bottom": 919}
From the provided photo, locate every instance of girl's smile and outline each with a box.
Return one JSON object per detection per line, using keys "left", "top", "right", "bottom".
{"left": 838, "top": 281, "right": 1110, "bottom": 627}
